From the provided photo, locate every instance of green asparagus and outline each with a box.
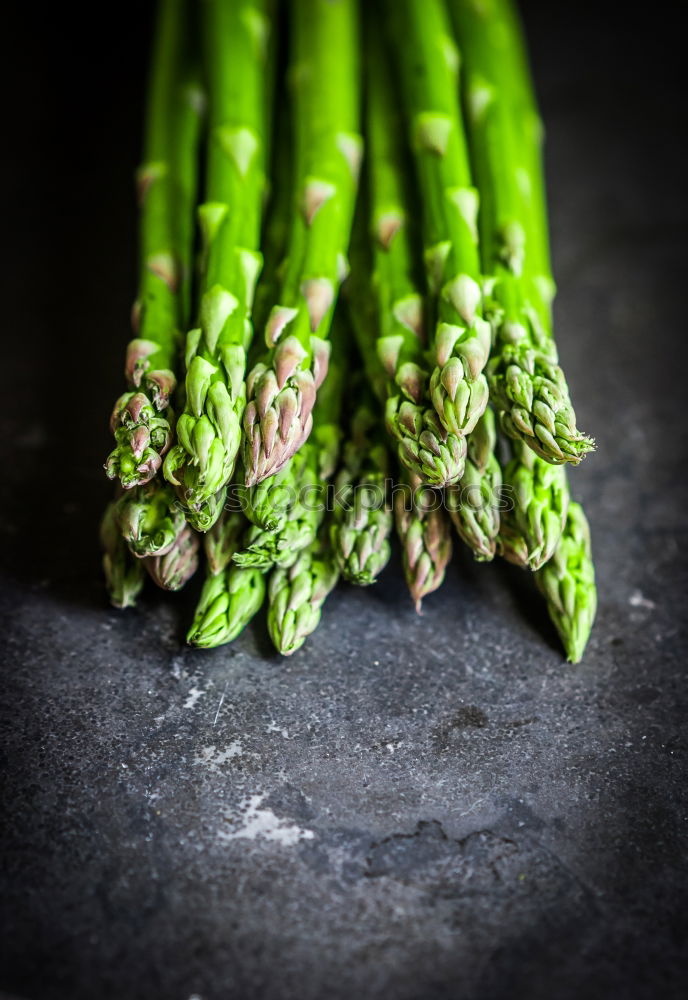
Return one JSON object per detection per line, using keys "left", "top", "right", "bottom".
{"left": 446, "top": 406, "right": 502, "bottom": 561}
{"left": 143, "top": 522, "right": 199, "bottom": 590}
{"left": 181, "top": 487, "right": 228, "bottom": 534}
{"left": 395, "top": 471, "right": 453, "bottom": 611}
{"left": 100, "top": 502, "right": 146, "bottom": 609}
{"left": 100, "top": 0, "right": 597, "bottom": 665}
{"left": 448, "top": 0, "right": 594, "bottom": 464}
{"left": 114, "top": 480, "right": 186, "bottom": 559}
{"left": 386, "top": 0, "right": 491, "bottom": 444}
{"left": 349, "top": 26, "right": 467, "bottom": 489}
{"left": 497, "top": 439, "right": 569, "bottom": 571}
{"left": 187, "top": 565, "right": 266, "bottom": 648}
{"left": 331, "top": 380, "right": 393, "bottom": 585}
{"left": 267, "top": 526, "right": 340, "bottom": 656}
{"left": 164, "top": 0, "right": 274, "bottom": 517}
{"left": 234, "top": 316, "right": 345, "bottom": 568}
{"left": 204, "top": 507, "right": 246, "bottom": 576}
{"left": 106, "top": 0, "right": 202, "bottom": 488}
{"left": 535, "top": 501, "right": 596, "bottom": 662}
{"left": 243, "top": 449, "right": 309, "bottom": 532}
{"left": 242, "top": 0, "right": 362, "bottom": 486}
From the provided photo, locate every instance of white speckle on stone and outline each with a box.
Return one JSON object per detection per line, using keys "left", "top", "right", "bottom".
{"left": 193, "top": 741, "right": 243, "bottom": 769}
{"left": 629, "top": 589, "right": 655, "bottom": 609}
{"left": 266, "top": 720, "right": 290, "bottom": 739}
{"left": 183, "top": 686, "right": 205, "bottom": 710}
{"left": 218, "top": 794, "right": 314, "bottom": 846}
{"left": 214, "top": 741, "right": 242, "bottom": 764}
{"left": 170, "top": 656, "right": 187, "bottom": 681}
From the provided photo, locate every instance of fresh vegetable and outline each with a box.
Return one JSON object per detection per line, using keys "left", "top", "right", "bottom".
{"left": 143, "top": 522, "right": 199, "bottom": 591}
{"left": 102, "top": 0, "right": 597, "bottom": 664}
{"left": 163, "top": 0, "right": 275, "bottom": 518}
{"left": 350, "top": 26, "right": 467, "bottom": 489}
{"left": 497, "top": 439, "right": 569, "bottom": 571}
{"left": 446, "top": 407, "right": 502, "bottom": 561}
{"left": 331, "top": 379, "right": 393, "bottom": 585}
{"left": 448, "top": 0, "right": 594, "bottom": 464}
{"left": 535, "top": 502, "right": 597, "bottom": 663}
{"left": 386, "top": 0, "right": 491, "bottom": 444}
{"left": 106, "top": 0, "right": 202, "bottom": 488}
{"left": 187, "top": 564, "right": 266, "bottom": 648}
{"left": 267, "top": 526, "right": 339, "bottom": 656}
{"left": 242, "top": 0, "right": 362, "bottom": 486}
{"left": 100, "top": 502, "right": 146, "bottom": 609}
{"left": 395, "top": 471, "right": 453, "bottom": 612}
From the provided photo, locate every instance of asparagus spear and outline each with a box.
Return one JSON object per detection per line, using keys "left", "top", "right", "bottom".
{"left": 243, "top": 450, "right": 308, "bottom": 532}
{"left": 446, "top": 406, "right": 502, "bottom": 561}
{"left": 100, "top": 502, "right": 146, "bottom": 609}
{"left": 114, "top": 480, "right": 186, "bottom": 559}
{"left": 448, "top": 0, "right": 593, "bottom": 464}
{"left": 242, "top": 0, "right": 362, "bottom": 486}
{"left": 385, "top": 0, "right": 491, "bottom": 444}
{"left": 233, "top": 463, "right": 320, "bottom": 569}
{"left": 143, "top": 522, "right": 199, "bottom": 590}
{"left": 204, "top": 508, "right": 246, "bottom": 576}
{"left": 497, "top": 439, "right": 569, "bottom": 571}
{"left": 234, "top": 313, "right": 346, "bottom": 568}
{"left": 242, "top": 104, "right": 299, "bottom": 532}
{"left": 163, "top": 0, "right": 274, "bottom": 517}
{"left": 267, "top": 525, "right": 339, "bottom": 656}
{"left": 106, "top": 0, "right": 202, "bottom": 488}
{"left": 534, "top": 501, "right": 596, "bottom": 662}
{"left": 331, "top": 380, "right": 393, "bottom": 585}
{"left": 394, "top": 471, "right": 453, "bottom": 612}
{"left": 187, "top": 565, "right": 266, "bottom": 648}
{"left": 348, "top": 26, "right": 466, "bottom": 490}
{"left": 181, "top": 487, "right": 228, "bottom": 533}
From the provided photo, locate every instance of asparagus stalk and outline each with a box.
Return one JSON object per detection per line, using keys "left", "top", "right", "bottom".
{"left": 114, "top": 480, "right": 186, "bottom": 558}
{"left": 242, "top": 0, "right": 362, "bottom": 486}
{"left": 143, "top": 522, "right": 199, "bottom": 590}
{"left": 106, "top": 0, "right": 202, "bottom": 488}
{"left": 243, "top": 449, "right": 308, "bottom": 532}
{"left": 242, "top": 106, "right": 299, "bottom": 532}
{"left": 331, "top": 380, "right": 393, "bottom": 585}
{"left": 180, "top": 486, "right": 228, "bottom": 533}
{"left": 394, "top": 471, "right": 453, "bottom": 612}
{"left": 497, "top": 439, "right": 569, "bottom": 571}
{"left": 385, "top": 0, "right": 491, "bottom": 444}
{"left": 234, "top": 314, "right": 346, "bottom": 568}
{"left": 204, "top": 508, "right": 246, "bottom": 576}
{"left": 163, "top": 0, "right": 274, "bottom": 517}
{"left": 534, "top": 501, "right": 596, "bottom": 662}
{"left": 100, "top": 502, "right": 146, "bottom": 608}
{"left": 446, "top": 406, "right": 502, "bottom": 561}
{"left": 187, "top": 565, "right": 266, "bottom": 648}
{"left": 348, "top": 26, "right": 466, "bottom": 490}
{"left": 267, "top": 525, "right": 339, "bottom": 656}
{"left": 233, "top": 462, "right": 320, "bottom": 569}
{"left": 448, "top": 0, "right": 593, "bottom": 464}
{"left": 251, "top": 85, "right": 293, "bottom": 343}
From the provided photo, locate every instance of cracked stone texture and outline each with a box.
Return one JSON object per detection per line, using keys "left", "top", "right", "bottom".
{"left": 1, "top": 2, "right": 687, "bottom": 999}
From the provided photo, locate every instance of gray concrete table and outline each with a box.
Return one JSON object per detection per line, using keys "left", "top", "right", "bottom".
{"left": 2, "top": 2, "right": 686, "bottom": 998}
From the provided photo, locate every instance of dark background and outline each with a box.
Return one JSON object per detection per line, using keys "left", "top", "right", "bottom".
{"left": 2, "top": 2, "right": 687, "bottom": 999}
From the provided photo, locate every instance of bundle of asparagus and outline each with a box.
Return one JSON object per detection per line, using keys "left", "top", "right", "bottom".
{"left": 101, "top": 0, "right": 596, "bottom": 664}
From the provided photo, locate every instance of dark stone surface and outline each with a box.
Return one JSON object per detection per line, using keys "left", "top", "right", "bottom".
{"left": 2, "top": 3, "right": 687, "bottom": 999}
